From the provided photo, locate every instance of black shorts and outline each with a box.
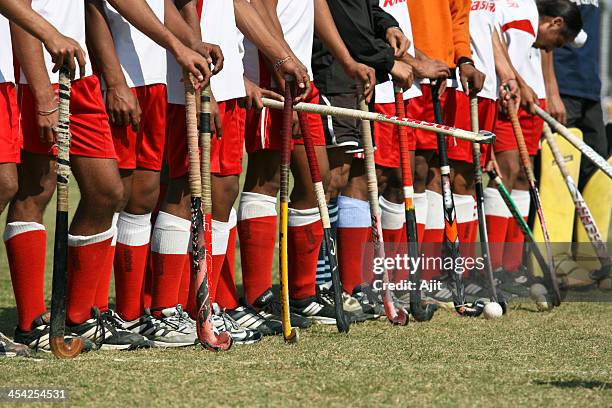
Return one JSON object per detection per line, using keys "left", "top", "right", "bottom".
{"left": 320, "top": 93, "right": 363, "bottom": 152}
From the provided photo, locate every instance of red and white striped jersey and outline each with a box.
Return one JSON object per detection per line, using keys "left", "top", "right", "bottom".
{"left": 167, "top": 0, "right": 245, "bottom": 105}
{"left": 20, "top": 0, "right": 92, "bottom": 85}
{"left": 103, "top": 0, "right": 167, "bottom": 88}
{"left": 243, "top": 0, "right": 315, "bottom": 87}
{"left": 0, "top": 16, "right": 13, "bottom": 84}
{"left": 496, "top": 0, "right": 545, "bottom": 98}
{"left": 375, "top": 0, "right": 422, "bottom": 103}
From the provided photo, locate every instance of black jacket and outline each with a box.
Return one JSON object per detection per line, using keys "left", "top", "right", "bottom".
{"left": 312, "top": 0, "right": 399, "bottom": 95}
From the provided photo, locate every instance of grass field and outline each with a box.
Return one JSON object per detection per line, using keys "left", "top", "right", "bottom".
{"left": 0, "top": 187, "right": 611, "bottom": 407}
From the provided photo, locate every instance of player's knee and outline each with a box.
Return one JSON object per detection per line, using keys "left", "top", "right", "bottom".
{"left": 414, "top": 157, "right": 428, "bottom": 188}
{"left": 92, "top": 179, "right": 124, "bottom": 213}
{"left": 0, "top": 173, "right": 18, "bottom": 207}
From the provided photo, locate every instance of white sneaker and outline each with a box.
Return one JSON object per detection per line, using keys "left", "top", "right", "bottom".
{"left": 211, "top": 304, "right": 263, "bottom": 345}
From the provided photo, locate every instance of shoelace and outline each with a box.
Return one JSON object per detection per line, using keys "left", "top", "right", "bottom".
{"left": 92, "top": 312, "right": 120, "bottom": 347}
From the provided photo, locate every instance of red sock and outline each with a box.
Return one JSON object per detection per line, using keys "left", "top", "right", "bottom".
{"left": 414, "top": 193, "right": 427, "bottom": 246}
{"left": 337, "top": 196, "right": 371, "bottom": 294}
{"left": 177, "top": 257, "right": 191, "bottom": 308}
{"left": 113, "top": 212, "right": 152, "bottom": 320}
{"left": 422, "top": 191, "right": 444, "bottom": 280}
{"left": 4, "top": 222, "right": 47, "bottom": 331}
{"left": 380, "top": 196, "right": 407, "bottom": 282}
{"left": 66, "top": 229, "right": 115, "bottom": 325}
{"left": 216, "top": 225, "right": 240, "bottom": 309}
{"left": 95, "top": 242, "right": 115, "bottom": 313}
{"left": 150, "top": 211, "right": 191, "bottom": 310}
{"left": 237, "top": 192, "right": 277, "bottom": 304}
{"left": 484, "top": 187, "right": 511, "bottom": 270}
{"left": 503, "top": 190, "right": 530, "bottom": 273}
{"left": 288, "top": 208, "right": 324, "bottom": 300}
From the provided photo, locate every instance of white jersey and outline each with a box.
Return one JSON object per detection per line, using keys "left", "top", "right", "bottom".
{"left": 20, "top": 0, "right": 92, "bottom": 84}
{"left": 496, "top": 0, "right": 545, "bottom": 98}
{"left": 167, "top": 1, "right": 244, "bottom": 104}
{"left": 0, "top": 15, "right": 14, "bottom": 84}
{"left": 103, "top": 0, "right": 166, "bottom": 88}
{"left": 457, "top": 0, "right": 497, "bottom": 100}
{"left": 244, "top": 0, "right": 315, "bottom": 87}
{"left": 375, "top": 0, "right": 421, "bottom": 103}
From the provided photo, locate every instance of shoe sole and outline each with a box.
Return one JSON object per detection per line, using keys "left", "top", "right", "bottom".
{"left": 308, "top": 316, "right": 337, "bottom": 325}
{"left": 233, "top": 338, "right": 262, "bottom": 345}
{"left": 152, "top": 340, "right": 196, "bottom": 348}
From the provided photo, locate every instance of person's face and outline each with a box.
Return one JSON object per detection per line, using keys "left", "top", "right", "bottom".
{"left": 535, "top": 16, "right": 574, "bottom": 51}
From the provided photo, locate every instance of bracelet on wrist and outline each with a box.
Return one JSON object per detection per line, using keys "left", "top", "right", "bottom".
{"left": 273, "top": 56, "right": 292, "bottom": 72}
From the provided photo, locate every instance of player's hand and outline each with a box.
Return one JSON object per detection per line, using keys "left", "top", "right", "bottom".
{"left": 390, "top": 60, "right": 414, "bottom": 90}
{"left": 36, "top": 92, "right": 59, "bottom": 145}
{"left": 499, "top": 79, "right": 520, "bottom": 112}
{"left": 45, "top": 33, "right": 86, "bottom": 79}
{"left": 192, "top": 42, "right": 224, "bottom": 75}
{"left": 547, "top": 92, "right": 567, "bottom": 125}
{"left": 519, "top": 83, "right": 539, "bottom": 115}
{"left": 241, "top": 77, "right": 283, "bottom": 111}
{"left": 410, "top": 56, "right": 450, "bottom": 82}
{"left": 342, "top": 61, "right": 375, "bottom": 103}
{"left": 175, "top": 45, "right": 212, "bottom": 87}
{"left": 291, "top": 111, "right": 301, "bottom": 139}
{"left": 106, "top": 84, "right": 141, "bottom": 132}
{"left": 275, "top": 57, "right": 311, "bottom": 103}
{"left": 386, "top": 27, "right": 409, "bottom": 58}
{"left": 459, "top": 63, "right": 485, "bottom": 97}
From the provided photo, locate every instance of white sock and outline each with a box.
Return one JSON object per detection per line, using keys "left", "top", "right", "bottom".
{"left": 151, "top": 211, "right": 191, "bottom": 255}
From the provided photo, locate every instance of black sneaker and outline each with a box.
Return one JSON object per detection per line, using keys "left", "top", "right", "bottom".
{"left": 0, "top": 332, "right": 30, "bottom": 358}
{"left": 69, "top": 308, "right": 152, "bottom": 351}
{"left": 226, "top": 302, "right": 283, "bottom": 336}
{"left": 352, "top": 285, "right": 384, "bottom": 317}
{"left": 251, "top": 289, "right": 312, "bottom": 330}
{"left": 494, "top": 267, "right": 530, "bottom": 298}
{"left": 211, "top": 304, "right": 263, "bottom": 345}
{"left": 290, "top": 287, "right": 337, "bottom": 325}
{"left": 14, "top": 312, "right": 94, "bottom": 353}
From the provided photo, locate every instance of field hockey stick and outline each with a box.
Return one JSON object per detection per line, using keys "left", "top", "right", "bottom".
{"left": 431, "top": 84, "right": 483, "bottom": 317}
{"left": 296, "top": 110, "right": 350, "bottom": 333}
{"left": 185, "top": 75, "right": 232, "bottom": 351}
{"left": 469, "top": 97, "right": 505, "bottom": 311}
{"left": 542, "top": 124, "right": 611, "bottom": 282}
{"left": 394, "top": 86, "right": 437, "bottom": 322}
{"left": 280, "top": 78, "right": 299, "bottom": 343}
{"left": 487, "top": 169, "right": 560, "bottom": 303}
{"left": 535, "top": 106, "right": 612, "bottom": 180}
{"left": 262, "top": 98, "right": 495, "bottom": 144}
{"left": 358, "top": 96, "right": 408, "bottom": 325}
{"left": 50, "top": 67, "right": 84, "bottom": 359}
{"left": 507, "top": 99, "right": 561, "bottom": 306}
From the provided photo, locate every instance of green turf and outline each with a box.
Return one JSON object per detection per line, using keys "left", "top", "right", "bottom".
{"left": 0, "top": 188, "right": 611, "bottom": 407}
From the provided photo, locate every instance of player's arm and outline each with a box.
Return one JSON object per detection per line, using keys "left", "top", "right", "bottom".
{"left": 85, "top": 0, "right": 141, "bottom": 130}
{"left": 541, "top": 49, "right": 566, "bottom": 124}
{"left": 492, "top": 28, "right": 519, "bottom": 110}
{"left": 450, "top": 0, "right": 484, "bottom": 96}
{"left": 10, "top": 0, "right": 56, "bottom": 144}
{"left": 0, "top": 0, "right": 85, "bottom": 76}
{"left": 406, "top": 49, "right": 450, "bottom": 83}
{"left": 314, "top": 0, "right": 375, "bottom": 102}
{"left": 166, "top": 0, "right": 223, "bottom": 75}
{"left": 497, "top": 29, "right": 538, "bottom": 113}
{"left": 370, "top": 0, "right": 408, "bottom": 58}
{"left": 235, "top": 0, "right": 311, "bottom": 102}
{"left": 106, "top": 0, "right": 210, "bottom": 84}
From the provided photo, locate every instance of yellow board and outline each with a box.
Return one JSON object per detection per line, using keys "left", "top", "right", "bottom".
{"left": 531, "top": 129, "right": 583, "bottom": 278}
{"left": 574, "top": 156, "right": 612, "bottom": 273}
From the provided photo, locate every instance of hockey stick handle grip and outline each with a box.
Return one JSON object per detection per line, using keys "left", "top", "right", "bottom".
{"left": 394, "top": 87, "right": 414, "bottom": 196}
{"left": 261, "top": 98, "right": 494, "bottom": 144}
{"left": 508, "top": 102, "right": 536, "bottom": 182}
{"left": 200, "top": 85, "right": 212, "bottom": 214}
{"left": 56, "top": 68, "right": 72, "bottom": 212}
{"left": 535, "top": 105, "right": 612, "bottom": 179}
{"left": 297, "top": 111, "right": 322, "bottom": 183}
{"left": 358, "top": 97, "right": 381, "bottom": 221}
{"left": 184, "top": 73, "right": 202, "bottom": 198}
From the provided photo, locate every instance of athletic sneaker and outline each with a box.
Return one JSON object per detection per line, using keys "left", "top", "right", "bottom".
{"left": 464, "top": 274, "right": 487, "bottom": 303}
{"left": 494, "top": 267, "right": 530, "bottom": 298}
{"left": 290, "top": 287, "right": 337, "bottom": 325}
{"left": 251, "top": 289, "right": 312, "bottom": 330}
{"left": 69, "top": 308, "right": 152, "bottom": 351}
{"left": 212, "top": 304, "right": 262, "bottom": 345}
{"left": 352, "top": 285, "right": 384, "bottom": 317}
{"left": 120, "top": 306, "right": 197, "bottom": 348}
{"left": 316, "top": 285, "right": 374, "bottom": 323}
{"left": 423, "top": 277, "right": 455, "bottom": 310}
{"left": 0, "top": 332, "right": 30, "bottom": 358}
{"left": 14, "top": 312, "right": 94, "bottom": 353}
{"left": 226, "top": 302, "right": 282, "bottom": 336}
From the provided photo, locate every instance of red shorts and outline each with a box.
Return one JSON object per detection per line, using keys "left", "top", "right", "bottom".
{"left": 373, "top": 101, "right": 416, "bottom": 168}
{"left": 494, "top": 99, "right": 546, "bottom": 156}
{"left": 19, "top": 75, "right": 116, "bottom": 159}
{"left": 445, "top": 92, "right": 497, "bottom": 165}
{"left": 244, "top": 84, "right": 325, "bottom": 153}
{"left": 166, "top": 99, "right": 245, "bottom": 178}
{"left": 0, "top": 83, "right": 21, "bottom": 163}
{"left": 408, "top": 85, "right": 456, "bottom": 151}
{"left": 110, "top": 84, "right": 167, "bottom": 171}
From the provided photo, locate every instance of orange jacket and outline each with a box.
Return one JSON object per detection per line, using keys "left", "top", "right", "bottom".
{"left": 407, "top": 0, "right": 472, "bottom": 68}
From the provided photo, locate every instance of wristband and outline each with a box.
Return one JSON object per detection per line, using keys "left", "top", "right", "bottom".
{"left": 457, "top": 57, "right": 475, "bottom": 68}
{"left": 37, "top": 106, "right": 59, "bottom": 116}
